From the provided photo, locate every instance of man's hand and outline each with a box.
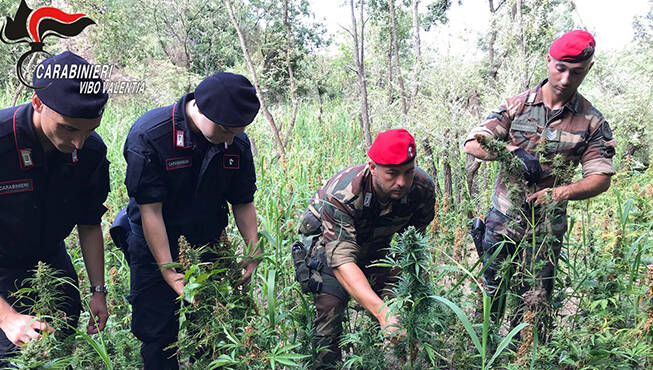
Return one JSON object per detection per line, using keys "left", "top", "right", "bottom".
{"left": 511, "top": 148, "right": 542, "bottom": 185}
{"left": 232, "top": 202, "right": 261, "bottom": 289}
{"left": 526, "top": 187, "right": 566, "bottom": 206}
{"left": 332, "top": 263, "right": 407, "bottom": 344}
{"left": 162, "top": 269, "right": 194, "bottom": 304}
{"left": 87, "top": 292, "right": 108, "bottom": 334}
{"left": 377, "top": 309, "right": 405, "bottom": 343}
{"left": 235, "top": 259, "right": 259, "bottom": 288}
{"left": 1, "top": 312, "right": 54, "bottom": 346}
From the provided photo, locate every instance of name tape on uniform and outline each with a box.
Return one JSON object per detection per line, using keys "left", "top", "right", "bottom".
{"left": 165, "top": 157, "right": 192, "bottom": 171}
{"left": 0, "top": 179, "right": 34, "bottom": 195}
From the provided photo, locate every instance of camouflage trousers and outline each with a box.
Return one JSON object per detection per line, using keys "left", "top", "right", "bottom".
{"left": 312, "top": 260, "right": 394, "bottom": 370}
{"left": 481, "top": 205, "right": 567, "bottom": 337}
{"left": 298, "top": 209, "right": 396, "bottom": 368}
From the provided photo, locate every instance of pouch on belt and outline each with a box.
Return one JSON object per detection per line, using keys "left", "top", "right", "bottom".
{"left": 110, "top": 208, "right": 131, "bottom": 261}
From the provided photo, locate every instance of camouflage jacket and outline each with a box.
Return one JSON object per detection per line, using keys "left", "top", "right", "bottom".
{"left": 466, "top": 79, "right": 616, "bottom": 216}
{"left": 306, "top": 164, "right": 435, "bottom": 268}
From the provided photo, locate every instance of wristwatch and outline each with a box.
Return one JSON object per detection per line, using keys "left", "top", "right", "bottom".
{"left": 90, "top": 284, "right": 108, "bottom": 294}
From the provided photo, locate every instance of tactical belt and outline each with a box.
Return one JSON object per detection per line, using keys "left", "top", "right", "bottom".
{"left": 312, "top": 252, "right": 349, "bottom": 301}
{"left": 292, "top": 240, "right": 348, "bottom": 301}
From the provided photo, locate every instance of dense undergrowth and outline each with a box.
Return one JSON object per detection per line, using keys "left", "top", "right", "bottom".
{"left": 1, "top": 89, "right": 652, "bottom": 368}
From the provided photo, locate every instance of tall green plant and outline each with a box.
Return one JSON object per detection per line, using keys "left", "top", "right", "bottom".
{"left": 376, "top": 226, "right": 447, "bottom": 367}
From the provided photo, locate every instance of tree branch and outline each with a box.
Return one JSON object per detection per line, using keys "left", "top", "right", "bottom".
{"left": 224, "top": 0, "right": 287, "bottom": 166}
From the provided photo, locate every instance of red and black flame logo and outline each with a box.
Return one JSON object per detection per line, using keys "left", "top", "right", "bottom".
{"left": 1, "top": 0, "right": 95, "bottom": 88}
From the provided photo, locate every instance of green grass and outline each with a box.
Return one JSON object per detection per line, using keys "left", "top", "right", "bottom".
{"left": 3, "top": 90, "right": 653, "bottom": 368}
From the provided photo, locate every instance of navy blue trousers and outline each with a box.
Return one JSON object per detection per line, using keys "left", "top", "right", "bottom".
{"left": 126, "top": 230, "right": 181, "bottom": 370}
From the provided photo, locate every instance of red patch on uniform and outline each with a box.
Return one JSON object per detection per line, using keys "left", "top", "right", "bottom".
{"left": 165, "top": 156, "right": 192, "bottom": 171}
{"left": 0, "top": 179, "right": 33, "bottom": 195}
{"left": 223, "top": 154, "right": 240, "bottom": 169}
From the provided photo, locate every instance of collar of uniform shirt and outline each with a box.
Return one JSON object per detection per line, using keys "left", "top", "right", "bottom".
{"left": 13, "top": 103, "right": 46, "bottom": 167}
{"left": 533, "top": 78, "right": 580, "bottom": 113}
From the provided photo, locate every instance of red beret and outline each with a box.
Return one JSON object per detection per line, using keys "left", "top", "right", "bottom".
{"left": 368, "top": 129, "right": 416, "bottom": 165}
{"left": 549, "top": 30, "right": 595, "bottom": 63}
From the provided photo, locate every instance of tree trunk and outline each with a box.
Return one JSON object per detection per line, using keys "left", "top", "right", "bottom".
{"left": 454, "top": 132, "right": 462, "bottom": 205}
{"left": 454, "top": 167, "right": 461, "bottom": 205}
{"left": 282, "top": 0, "right": 299, "bottom": 148}
{"left": 316, "top": 85, "right": 324, "bottom": 127}
{"left": 387, "top": 0, "right": 408, "bottom": 114}
{"left": 488, "top": 0, "right": 498, "bottom": 80}
{"left": 351, "top": 0, "right": 372, "bottom": 148}
{"left": 409, "top": 0, "right": 421, "bottom": 108}
{"left": 488, "top": 28, "right": 498, "bottom": 79}
{"left": 13, "top": 52, "right": 39, "bottom": 107}
{"left": 249, "top": 137, "right": 258, "bottom": 157}
{"left": 516, "top": 0, "right": 528, "bottom": 90}
{"left": 386, "top": 35, "right": 394, "bottom": 105}
{"left": 421, "top": 138, "right": 442, "bottom": 197}
{"left": 443, "top": 156, "right": 453, "bottom": 200}
{"left": 224, "top": 0, "right": 286, "bottom": 165}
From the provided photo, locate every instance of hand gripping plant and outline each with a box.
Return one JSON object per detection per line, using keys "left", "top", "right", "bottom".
{"left": 9, "top": 262, "right": 69, "bottom": 368}
{"left": 375, "top": 226, "right": 448, "bottom": 368}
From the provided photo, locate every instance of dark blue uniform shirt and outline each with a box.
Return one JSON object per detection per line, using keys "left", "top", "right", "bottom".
{"left": 124, "top": 93, "right": 257, "bottom": 244}
{"left": 0, "top": 103, "right": 110, "bottom": 266}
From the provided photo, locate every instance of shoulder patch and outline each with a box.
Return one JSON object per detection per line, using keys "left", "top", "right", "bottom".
{"left": 602, "top": 122, "right": 613, "bottom": 140}
{"left": 600, "top": 145, "right": 615, "bottom": 159}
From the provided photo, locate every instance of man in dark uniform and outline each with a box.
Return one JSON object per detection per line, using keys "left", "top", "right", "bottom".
{"left": 0, "top": 51, "right": 110, "bottom": 357}
{"left": 464, "top": 31, "right": 616, "bottom": 335}
{"left": 295, "top": 129, "right": 435, "bottom": 369}
{"left": 112, "top": 72, "right": 261, "bottom": 369}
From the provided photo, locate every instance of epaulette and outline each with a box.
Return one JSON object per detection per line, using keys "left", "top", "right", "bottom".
{"left": 232, "top": 132, "right": 251, "bottom": 150}
{"left": 137, "top": 105, "right": 174, "bottom": 141}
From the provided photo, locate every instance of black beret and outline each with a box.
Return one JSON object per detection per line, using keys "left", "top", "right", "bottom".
{"left": 33, "top": 51, "right": 108, "bottom": 119}
{"left": 194, "top": 72, "right": 260, "bottom": 127}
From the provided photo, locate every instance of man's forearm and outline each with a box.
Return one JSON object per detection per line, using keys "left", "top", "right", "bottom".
{"left": 332, "top": 262, "right": 387, "bottom": 320}
{"left": 0, "top": 296, "right": 17, "bottom": 328}
{"left": 78, "top": 224, "right": 105, "bottom": 287}
{"left": 557, "top": 174, "right": 611, "bottom": 201}
{"left": 138, "top": 203, "right": 174, "bottom": 272}
{"left": 232, "top": 202, "right": 260, "bottom": 256}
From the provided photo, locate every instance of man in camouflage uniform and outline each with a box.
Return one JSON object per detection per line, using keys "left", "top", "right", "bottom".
{"left": 464, "top": 30, "right": 616, "bottom": 335}
{"left": 297, "top": 129, "right": 435, "bottom": 368}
